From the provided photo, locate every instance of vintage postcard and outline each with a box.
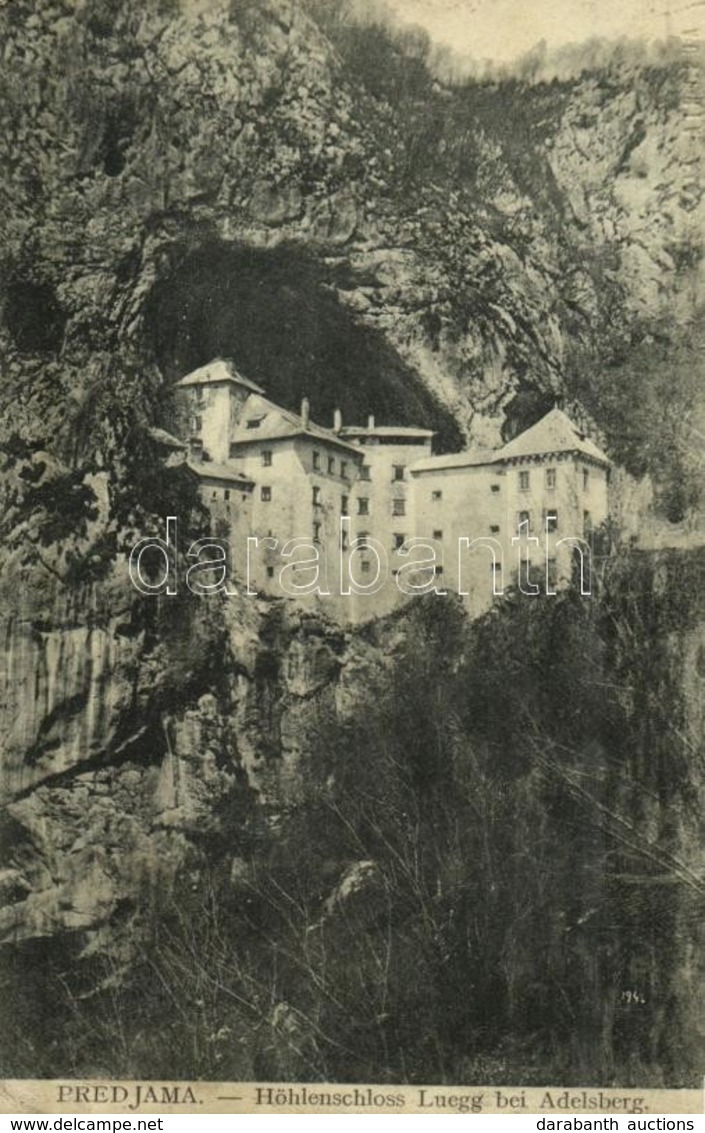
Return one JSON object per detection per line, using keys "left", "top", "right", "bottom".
{"left": 0, "top": 0, "right": 703, "bottom": 1116}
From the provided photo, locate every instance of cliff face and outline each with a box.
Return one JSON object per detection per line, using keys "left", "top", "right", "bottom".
{"left": 1, "top": 0, "right": 702, "bottom": 451}
{"left": 0, "top": 564, "right": 361, "bottom": 954}
{"left": 0, "top": 0, "right": 704, "bottom": 1086}
{"left": 3, "top": 555, "right": 704, "bottom": 1086}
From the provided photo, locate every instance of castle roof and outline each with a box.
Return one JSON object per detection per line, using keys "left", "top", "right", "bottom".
{"left": 187, "top": 460, "right": 254, "bottom": 487}
{"left": 147, "top": 426, "right": 186, "bottom": 449}
{"left": 497, "top": 407, "right": 610, "bottom": 466}
{"left": 412, "top": 408, "right": 609, "bottom": 473}
{"left": 410, "top": 449, "right": 498, "bottom": 473}
{"left": 231, "top": 395, "right": 362, "bottom": 455}
{"left": 176, "top": 358, "right": 265, "bottom": 395}
{"left": 341, "top": 425, "right": 435, "bottom": 441}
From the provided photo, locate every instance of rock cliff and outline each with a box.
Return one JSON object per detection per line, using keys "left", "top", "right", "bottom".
{"left": 0, "top": 0, "right": 703, "bottom": 1086}
{"left": 1, "top": 0, "right": 702, "bottom": 452}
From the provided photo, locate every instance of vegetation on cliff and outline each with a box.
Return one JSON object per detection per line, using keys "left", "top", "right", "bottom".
{"left": 3, "top": 553, "right": 703, "bottom": 1086}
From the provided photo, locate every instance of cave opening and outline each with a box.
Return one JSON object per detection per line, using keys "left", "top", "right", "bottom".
{"left": 99, "top": 103, "right": 138, "bottom": 178}
{"left": 143, "top": 240, "right": 463, "bottom": 452}
{"left": 4, "top": 279, "right": 66, "bottom": 355}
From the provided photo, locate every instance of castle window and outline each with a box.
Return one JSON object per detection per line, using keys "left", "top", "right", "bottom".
{"left": 544, "top": 511, "right": 558, "bottom": 533}
{"left": 190, "top": 415, "right": 202, "bottom": 434}
{"left": 394, "top": 533, "right": 405, "bottom": 550}
{"left": 491, "top": 483, "right": 500, "bottom": 493}
{"left": 547, "top": 558, "right": 558, "bottom": 586}
{"left": 261, "top": 486, "right": 272, "bottom": 502}
{"left": 432, "top": 490, "right": 442, "bottom": 501}
{"left": 328, "top": 456, "right": 335, "bottom": 475}
{"left": 360, "top": 464, "right": 371, "bottom": 481}
{"left": 392, "top": 499, "right": 405, "bottom": 516}
{"left": 341, "top": 528, "right": 349, "bottom": 551}
{"left": 267, "top": 566, "right": 275, "bottom": 579}
{"left": 262, "top": 450, "right": 272, "bottom": 467}
{"left": 341, "top": 494, "right": 349, "bottom": 515}
{"left": 519, "top": 470, "right": 530, "bottom": 491}
{"left": 224, "top": 489, "right": 231, "bottom": 501}
{"left": 583, "top": 467, "right": 590, "bottom": 490}
{"left": 313, "top": 521, "right": 321, "bottom": 543}
{"left": 341, "top": 461, "right": 348, "bottom": 479}
{"left": 433, "top": 529, "right": 443, "bottom": 540}
{"left": 360, "top": 560, "right": 371, "bottom": 574}
{"left": 312, "top": 451, "right": 320, "bottom": 471}
{"left": 583, "top": 510, "right": 592, "bottom": 536}
{"left": 393, "top": 464, "right": 405, "bottom": 481}
{"left": 212, "top": 490, "right": 218, "bottom": 500}
{"left": 246, "top": 416, "right": 263, "bottom": 429}
{"left": 517, "top": 510, "right": 531, "bottom": 533}
{"left": 312, "top": 485, "right": 321, "bottom": 506}
{"left": 490, "top": 524, "right": 500, "bottom": 534}
{"left": 546, "top": 468, "right": 556, "bottom": 489}
{"left": 358, "top": 497, "right": 369, "bottom": 515}
{"left": 358, "top": 532, "right": 369, "bottom": 548}
{"left": 435, "top": 565, "right": 444, "bottom": 576}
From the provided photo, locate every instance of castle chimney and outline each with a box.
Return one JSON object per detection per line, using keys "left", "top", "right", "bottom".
{"left": 301, "top": 397, "right": 310, "bottom": 429}
{"left": 367, "top": 413, "right": 375, "bottom": 431}
{"left": 333, "top": 408, "right": 343, "bottom": 434}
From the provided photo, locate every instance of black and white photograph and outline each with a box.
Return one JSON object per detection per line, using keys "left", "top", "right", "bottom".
{"left": 0, "top": 0, "right": 703, "bottom": 1114}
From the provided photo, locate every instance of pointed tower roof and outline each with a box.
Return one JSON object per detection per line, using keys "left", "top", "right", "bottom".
{"left": 175, "top": 358, "right": 265, "bottom": 395}
{"left": 498, "top": 407, "right": 610, "bottom": 466}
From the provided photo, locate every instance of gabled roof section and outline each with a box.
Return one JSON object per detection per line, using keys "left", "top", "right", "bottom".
{"left": 410, "top": 449, "right": 499, "bottom": 474}
{"left": 176, "top": 358, "right": 265, "bottom": 395}
{"left": 411, "top": 409, "right": 610, "bottom": 474}
{"left": 497, "top": 408, "right": 610, "bottom": 466}
{"left": 187, "top": 460, "right": 254, "bottom": 486}
{"left": 232, "top": 395, "right": 362, "bottom": 455}
{"left": 147, "top": 426, "right": 186, "bottom": 449}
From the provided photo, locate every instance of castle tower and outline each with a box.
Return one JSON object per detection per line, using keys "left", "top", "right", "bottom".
{"left": 175, "top": 358, "right": 265, "bottom": 464}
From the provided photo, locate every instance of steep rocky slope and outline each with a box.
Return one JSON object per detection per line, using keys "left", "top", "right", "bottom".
{"left": 1, "top": 0, "right": 702, "bottom": 452}
{"left": 2, "top": 556, "right": 704, "bottom": 1086}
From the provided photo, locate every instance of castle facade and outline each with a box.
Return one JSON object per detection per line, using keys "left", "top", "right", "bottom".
{"left": 172, "top": 358, "right": 610, "bottom": 622}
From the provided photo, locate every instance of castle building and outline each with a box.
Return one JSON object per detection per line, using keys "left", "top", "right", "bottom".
{"left": 338, "top": 419, "right": 434, "bottom": 617}
{"left": 224, "top": 391, "right": 363, "bottom": 597}
{"left": 188, "top": 460, "right": 254, "bottom": 562}
{"left": 172, "top": 358, "right": 610, "bottom": 622}
{"left": 411, "top": 407, "right": 611, "bottom": 617}
{"left": 176, "top": 360, "right": 363, "bottom": 601}
{"left": 176, "top": 357, "right": 265, "bottom": 465}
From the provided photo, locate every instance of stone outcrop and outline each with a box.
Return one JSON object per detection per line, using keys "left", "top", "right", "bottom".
{"left": 0, "top": 0, "right": 702, "bottom": 453}
{"left": 0, "top": 549, "right": 384, "bottom": 958}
